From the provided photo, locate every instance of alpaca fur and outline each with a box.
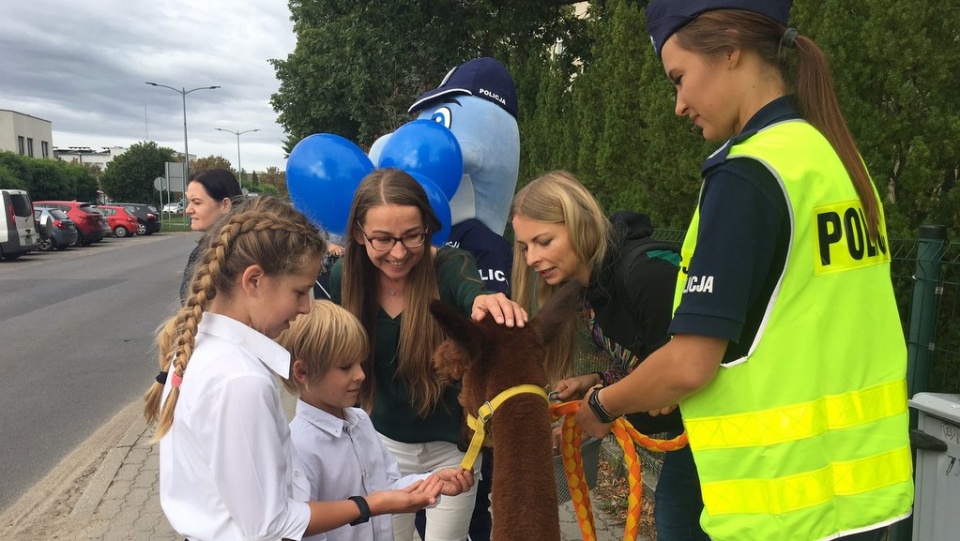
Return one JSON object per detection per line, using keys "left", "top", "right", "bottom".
{"left": 430, "top": 282, "right": 582, "bottom": 541}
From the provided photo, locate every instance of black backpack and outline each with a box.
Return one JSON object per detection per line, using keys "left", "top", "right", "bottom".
{"left": 616, "top": 236, "right": 681, "bottom": 294}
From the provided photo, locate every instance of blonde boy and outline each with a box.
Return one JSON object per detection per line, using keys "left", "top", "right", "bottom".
{"left": 277, "top": 301, "right": 472, "bottom": 541}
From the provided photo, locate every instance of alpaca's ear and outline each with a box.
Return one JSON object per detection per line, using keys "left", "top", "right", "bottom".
{"left": 430, "top": 300, "right": 482, "bottom": 351}
{"left": 433, "top": 340, "right": 470, "bottom": 384}
{"left": 533, "top": 281, "right": 583, "bottom": 344}
{"left": 430, "top": 300, "right": 483, "bottom": 382}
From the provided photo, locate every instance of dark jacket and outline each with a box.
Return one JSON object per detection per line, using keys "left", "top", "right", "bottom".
{"left": 584, "top": 211, "right": 683, "bottom": 434}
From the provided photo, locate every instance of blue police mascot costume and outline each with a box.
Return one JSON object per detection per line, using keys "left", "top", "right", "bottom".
{"left": 371, "top": 57, "right": 519, "bottom": 296}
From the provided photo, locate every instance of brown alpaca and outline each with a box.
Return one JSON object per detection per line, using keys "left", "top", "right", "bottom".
{"left": 430, "top": 282, "right": 582, "bottom": 541}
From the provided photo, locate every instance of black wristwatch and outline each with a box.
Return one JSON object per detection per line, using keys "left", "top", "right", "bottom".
{"left": 587, "top": 387, "right": 618, "bottom": 424}
{"left": 348, "top": 495, "right": 370, "bottom": 526}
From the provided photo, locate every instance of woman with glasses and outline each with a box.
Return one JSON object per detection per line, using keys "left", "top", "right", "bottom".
{"left": 329, "top": 168, "right": 526, "bottom": 541}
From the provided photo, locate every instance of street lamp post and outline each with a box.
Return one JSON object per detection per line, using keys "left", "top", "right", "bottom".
{"left": 145, "top": 82, "right": 221, "bottom": 201}
{"left": 215, "top": 128, "right": 260, "bottom": 188}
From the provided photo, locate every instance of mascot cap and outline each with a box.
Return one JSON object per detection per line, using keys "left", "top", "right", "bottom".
{"left": 408, "top": 57, "right": 518, "bottom": 119}
{"left": 646, "top": 0, "right": 792, "bottom": 58}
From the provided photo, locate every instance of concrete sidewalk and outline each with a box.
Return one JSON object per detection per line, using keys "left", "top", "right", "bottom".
{"left": 1, "top": 401, "right": 646, "bottom": 541}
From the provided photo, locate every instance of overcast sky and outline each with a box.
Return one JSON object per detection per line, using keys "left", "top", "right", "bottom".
{"left": 1, "top": 0, "right": 297, "bottom": 173}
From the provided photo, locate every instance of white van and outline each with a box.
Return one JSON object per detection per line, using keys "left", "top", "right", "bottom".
{"left": 0, "top": 189, "right": 39, "bottom": 260}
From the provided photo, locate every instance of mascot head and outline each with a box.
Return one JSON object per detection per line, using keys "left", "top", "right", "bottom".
{"left": 371, "top": 57, "right": 520, "bottom": 236}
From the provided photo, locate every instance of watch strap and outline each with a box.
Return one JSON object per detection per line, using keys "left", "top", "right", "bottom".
{"left": 588, "top": 387, "right": 618, "bottom": 424}
{"left": 348, "top": 495, "right": 370, "bottom": 526}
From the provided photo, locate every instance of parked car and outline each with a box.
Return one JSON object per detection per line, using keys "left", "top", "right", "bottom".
{"left": 0, "top": 189, "right": 40, "bottom": 260}
{"left": 96, "top": 205, "right": 140, "bottom": 237}
{"left": 92, "top": 207, "right": 114, "bottom": 239}
{"left": 34, "top": 208, "right": 78, "bottom": 251}
{"left": 112, "top": 202, "right": 162, "bottom": 235}
{"left": 162, "top": 201, "right": 184, "bottom": 214}
{"left": 33, "top": 200, "right": 108, "bottom": 245}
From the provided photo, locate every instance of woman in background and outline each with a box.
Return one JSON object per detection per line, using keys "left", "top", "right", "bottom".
{"left": 179, "top": 168, "right": 242, "bottom": 304}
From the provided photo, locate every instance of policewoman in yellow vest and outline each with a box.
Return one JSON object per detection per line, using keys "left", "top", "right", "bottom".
{"left": 575, "top": 1, "right": 914, "bottom": 540}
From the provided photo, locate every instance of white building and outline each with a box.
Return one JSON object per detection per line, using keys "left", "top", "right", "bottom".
{"left": 0, "top": 109, "right": 53, "bottom": 159}
{"left": 54, "top": 146, "right": 196, "bottom": 171}
{"left": 53, "top": 146, "right": 128, "bottom": 170}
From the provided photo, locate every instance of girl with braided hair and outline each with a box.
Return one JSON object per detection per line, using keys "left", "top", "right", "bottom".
{"left": 144, "top": 196, "right": 443, "bottom": 541}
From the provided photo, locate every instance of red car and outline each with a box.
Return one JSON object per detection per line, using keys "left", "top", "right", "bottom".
{"left": 33, "top": 200, "right": 109, "bottom": 245}
{"left": 96, "top": 205, "right": 140, "bottom": 237}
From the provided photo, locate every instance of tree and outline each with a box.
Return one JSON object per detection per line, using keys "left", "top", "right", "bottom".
{"left": 272, "top": 0, "right": 960, "bottom": 239}
{"left": 0, "top": 152, "right": 30, "bottom": 190}
{"left": 245, "top": 182, "right": 281, "bottom": 196}
{"left": 29, "top": 160, "right": 72, "bottom": 200}
{"left": 521, "top": 0, "right": 960, "bottom": 235}
{"left": 793, "top": 0, "right": 960, "bottom": 239}
{"left": 0, "top": 152, "right": 97, "bottom": 200}
{"left": 99, "top": 141, "right": 175, "bottom": 203}
{"left": 193, "top": 155, "right": 234, "bottom": 173}
{"left": 260, "top": 166, "right": 287, "bottom": 196}
{"left": 270, "top": 0, "right": 587, "bottom": 145}
{"left": 84, "top": 163, "right": 102, "bottom": 180}
{"left": 50, "top": 160, "right": 99, "bottom": 201}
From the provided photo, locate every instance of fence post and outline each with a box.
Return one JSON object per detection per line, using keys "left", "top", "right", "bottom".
{"left": 890, "top": 224, "right": 946, "bottom": 541}
{"left": 906, "top": 225, "right": 946, "bottom": 401}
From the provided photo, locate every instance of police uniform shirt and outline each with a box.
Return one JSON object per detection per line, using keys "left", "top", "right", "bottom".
{"left": 668, "top": 97, "right": 797, "bottom": 364}
{"left": 447, "top": 218, "right": 513, "bottom": 296}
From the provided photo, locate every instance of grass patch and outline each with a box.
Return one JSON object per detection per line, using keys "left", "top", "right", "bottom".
{"left": 159, "top": 218, "right": 192, "bottom": 232}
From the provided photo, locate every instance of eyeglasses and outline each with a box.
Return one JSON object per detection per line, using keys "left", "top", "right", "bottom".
{"left": 356, "top": 221, "right": 428, "bottom": 251}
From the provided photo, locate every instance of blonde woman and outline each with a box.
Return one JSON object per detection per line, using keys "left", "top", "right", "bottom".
{"left": 510, "top": 170, "right": 704, "bottom": 540}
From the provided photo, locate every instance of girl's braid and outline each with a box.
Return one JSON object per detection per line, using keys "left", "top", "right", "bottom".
{"left": 145, "top": 201, "right": 325, "bottom": 437}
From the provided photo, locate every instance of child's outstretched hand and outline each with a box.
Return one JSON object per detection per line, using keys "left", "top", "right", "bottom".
{"left": 367, "top": 479, "right": 441, "bottom": 515}
{"left": 429, "top": 467, "right": 475, "bottom": 496}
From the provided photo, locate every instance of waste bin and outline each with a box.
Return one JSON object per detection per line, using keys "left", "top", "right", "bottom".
{"left": 909, "top": 392, "right": 960, "bottom": 541}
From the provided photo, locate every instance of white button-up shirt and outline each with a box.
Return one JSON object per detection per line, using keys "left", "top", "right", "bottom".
{"left": 159, "top": 312, "right": 310, "bottom": 541}
{"left": 290, "top": 400, "right": 429, "bottom": 541}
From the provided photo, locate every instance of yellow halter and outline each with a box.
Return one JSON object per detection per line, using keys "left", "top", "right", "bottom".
{"left": 459, "top": 384, "right": 549, "bottom": 471}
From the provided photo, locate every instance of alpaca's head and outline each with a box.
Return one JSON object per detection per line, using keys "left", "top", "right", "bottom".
{"left": 430, "top": 281, "right": 582, "bottom": 420}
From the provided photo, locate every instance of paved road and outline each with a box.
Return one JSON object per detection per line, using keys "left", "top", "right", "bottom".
{"left": 0, "top": 233, "right": 197, "bottom": 511}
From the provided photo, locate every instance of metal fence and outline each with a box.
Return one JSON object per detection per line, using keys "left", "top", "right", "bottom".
{"left": 893, "top": 227, "right": 960, "bottom": 395}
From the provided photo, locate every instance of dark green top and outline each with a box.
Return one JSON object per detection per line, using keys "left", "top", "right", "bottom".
{"left": 330, "top": 248, "right": 486, "bottom": 445}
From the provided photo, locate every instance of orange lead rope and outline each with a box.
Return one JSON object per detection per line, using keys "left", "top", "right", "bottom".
{"left": 549, "top": 401, "right": 689, "bottom": 541}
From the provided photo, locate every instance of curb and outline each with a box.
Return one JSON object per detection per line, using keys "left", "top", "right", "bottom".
{"left": 71, "top": 416, "right": 148, "bottom": 522}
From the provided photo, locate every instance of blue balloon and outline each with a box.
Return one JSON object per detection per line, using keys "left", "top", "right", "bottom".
{"left": 377, "top": 120, "right": 462, "bottom": 201}
{"left": 408, "top": 172, "right": 451, "bottom": 247}
{"left": 286, "top": 134, "right": 373, "bottom": 236}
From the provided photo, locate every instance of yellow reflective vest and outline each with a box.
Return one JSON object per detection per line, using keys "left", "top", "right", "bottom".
{"left": 675, "top": 120, "right": 914, "bottom": 540}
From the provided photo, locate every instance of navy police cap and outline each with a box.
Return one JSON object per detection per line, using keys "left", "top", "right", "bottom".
{"left": 646, "top": 0, "right": 792, "bottom": 57}
{"left": 408, "top": 57, "right": 518, "bottom": 119}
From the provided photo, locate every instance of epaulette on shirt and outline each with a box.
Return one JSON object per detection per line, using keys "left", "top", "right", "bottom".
{"left": 701, "top": 128, "right": 761, "bottom": 176}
